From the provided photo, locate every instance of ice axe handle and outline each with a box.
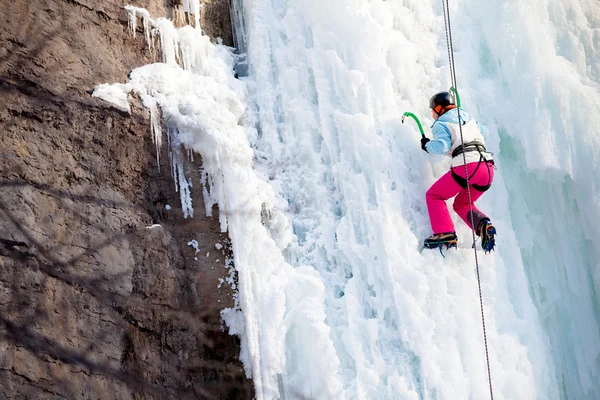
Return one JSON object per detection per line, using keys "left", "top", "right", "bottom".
{"left": 402, "top": 112, "right": 425, "bottom": 138}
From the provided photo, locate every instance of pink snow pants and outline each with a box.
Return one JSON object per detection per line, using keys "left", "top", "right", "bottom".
{"left": 426, "top": 161, "right": 495, "bottom": 234}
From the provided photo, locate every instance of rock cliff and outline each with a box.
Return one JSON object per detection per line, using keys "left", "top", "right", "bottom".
{"left": 0, "top": 1, "right": 252, "bottom": 398}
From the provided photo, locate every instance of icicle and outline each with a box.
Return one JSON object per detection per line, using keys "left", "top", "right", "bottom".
{"left": 167, "top": 125, "right": 193, "bottom": 218}
{"left": 125, "top": 6, "right": 137, "bottom": 37}
{"left": 177, "top": 162, "right": 194, "bottom": 219}
{"left": 177, "top": 26, "right": 209, "bottom": 71}
{"left": 142, "top": 15, "right": 152, "bottom": 51}
{"left": 174, "top": 0, "right": 201, "bottom": 29}
{"left": 229, "top": 0, "right": 248, "bottom": 54}
{"left": 228, "top": 0, "right": 249, "bottom": 77}
{"left": 167, "top": 124, "right": 173, "bottom": 150}
{"left": 123, "top": 5, "right": 209, "bottom": 70}
{"left": 190, "top": 0, "right": 201, "bottom": 30}
{"left": 170, "top": 154, "right": 179, "bottom": 193}
{"left": 171, "top": 149, "right": 194, "bottom": 219}
{"left": 149, "top": 101, "right": 162, "bottom": 168}
{"left": 200, "top": 168, "right": 216, "bottom": 217}
{"left": 124, "top": 6, "right": 154, "bottom": 51}
{"left": 203, "top": 182, "right": 216, "bottom": 217}
{"left": 153, "top": 18, "right": 180, "bottom": 65}
{"left": 168, "top": 126, "right": 177, "bottom": 187}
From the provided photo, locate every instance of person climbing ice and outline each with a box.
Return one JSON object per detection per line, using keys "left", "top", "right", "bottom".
{"left": 420, "top": 91, "right": 496, "bottom": 252}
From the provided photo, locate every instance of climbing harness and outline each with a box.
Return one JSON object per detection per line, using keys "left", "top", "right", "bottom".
{"left": 451, "top": 141, "right": 488, "bottom": 159}
{"left": 450, "top": 141, "right": 495, "bottom": 192}
{"left": 451, "top": 160, "right": 494, "bottom": 192}
{"left": 442, "top": 0, "right": 495, "bottom": 399}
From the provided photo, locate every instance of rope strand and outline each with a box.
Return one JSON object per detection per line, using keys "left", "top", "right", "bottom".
{"left": 442, "top": 1, "right": 456, "bottom": 89}
{"left": 441, "top": 1, "right": 494, "bottom": 398}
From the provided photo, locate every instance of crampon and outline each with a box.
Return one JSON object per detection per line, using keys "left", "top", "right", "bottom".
{"left": 478, "top": 220, "right": 496, "bottom": 253}
{"left": 423, "top": 232, "right": 458, "bottom": 257}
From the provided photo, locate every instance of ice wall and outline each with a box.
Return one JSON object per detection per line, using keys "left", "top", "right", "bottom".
{"left": 230, "top": 0, "right": 567, "bottom": 398}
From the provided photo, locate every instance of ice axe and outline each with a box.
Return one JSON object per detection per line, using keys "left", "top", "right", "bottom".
{"left": 401, "top": 112, "right": 425, "bottom": 138}
{"left": 449, "top": 86, "right": 461, "bottom": 107}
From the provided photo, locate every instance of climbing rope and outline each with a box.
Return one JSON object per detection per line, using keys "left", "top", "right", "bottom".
{"left": 441, "top": 1, "right": 495, "bottom": 399}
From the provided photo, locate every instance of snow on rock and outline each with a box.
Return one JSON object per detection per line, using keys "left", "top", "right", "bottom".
{"left": 187, "top": 239, "right": 200, "bottom": 254}
{"left": 91, "top": 83, "right": 132, "bottom": 113}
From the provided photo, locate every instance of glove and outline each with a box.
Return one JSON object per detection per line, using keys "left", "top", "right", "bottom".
{"left": 421, "top": 137, "right": 431, "bottom": 153}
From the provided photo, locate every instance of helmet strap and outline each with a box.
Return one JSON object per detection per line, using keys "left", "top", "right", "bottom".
{"left": 435, "top": 104, "right": 457, "bottom": 116}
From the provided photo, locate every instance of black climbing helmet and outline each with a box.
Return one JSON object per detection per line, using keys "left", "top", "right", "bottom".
{"left": 429, "top": 91, "right": 456, "bottom": 115}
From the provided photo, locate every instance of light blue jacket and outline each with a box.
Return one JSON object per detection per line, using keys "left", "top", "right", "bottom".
{"left": 425, "top": 108, "right": 484, "bottom": 155}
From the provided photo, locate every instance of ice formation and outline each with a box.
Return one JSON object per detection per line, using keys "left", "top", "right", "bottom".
{"left": 91, "top": 1, "right": 600, "bottom": 399}
{"left": 91, "top": 83, "right": 132, "bottom": 113}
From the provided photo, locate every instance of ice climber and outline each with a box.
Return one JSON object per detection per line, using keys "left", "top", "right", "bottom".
{"left": 420, "top": 91, "right": 496, "bottom": 252}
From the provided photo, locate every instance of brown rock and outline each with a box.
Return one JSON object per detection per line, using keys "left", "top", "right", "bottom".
{"left": 0, "top": 0, "right": 251, "bottom": 399}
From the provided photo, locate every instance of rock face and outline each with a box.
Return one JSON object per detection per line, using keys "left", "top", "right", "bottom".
{"left": 0, "top": 1, "right": 252, "bottom": 399}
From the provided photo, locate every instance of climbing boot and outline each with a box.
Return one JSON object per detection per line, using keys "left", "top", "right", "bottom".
{"left": 478, "top": 219, "right": 496, "bottom": 253}
{"left": 424, "top": 232, "right": 458, "bottom": 249}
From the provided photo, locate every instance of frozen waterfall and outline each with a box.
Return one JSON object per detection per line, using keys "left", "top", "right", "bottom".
{"left": 95, "top": 0, "right": 600, "bottom": 398}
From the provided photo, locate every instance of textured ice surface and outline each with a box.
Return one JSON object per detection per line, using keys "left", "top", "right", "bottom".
{"left": 104, "top": 1, "right": 600, "bottom": 399}
{"left": 229, "top": 0, "right": 599, "bottom": 399}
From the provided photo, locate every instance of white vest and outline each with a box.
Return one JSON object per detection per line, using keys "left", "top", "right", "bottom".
{"left": 446, "top": 119, "right": 494, "bottom": 167}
